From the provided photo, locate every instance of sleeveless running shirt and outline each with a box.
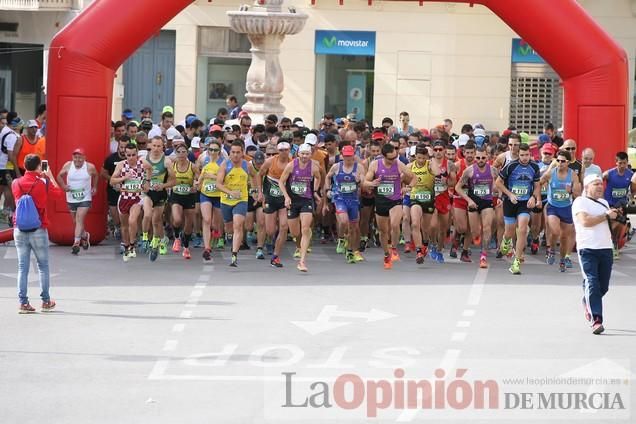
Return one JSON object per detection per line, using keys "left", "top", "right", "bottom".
{"left": 547, "top": 168, "right": 573, "bottom": 208}
{"left": 120, "top": 159, "right": 145, "bottom": 199}
{"left": 469, "top": 163, "right": 494, "bottom": 201}
{"left": 221, "top": 159, "right": 249, "bottom": 206}
{"left": 173, "top": 161, "right": 195, "bottom": 196}
{"left": 200, "top": 157, "right": 224, "bottom": 197}
{"left": 288, "top": 158, "right": 313, "bottom": 200}
{"left": 411, "top": 160, "right": 435, "bottom": 203}
{"left": 604, "top": 167, "right": 633, "bottom": 207}
{"left": 66, "top": 162, "right": 92, "bottom": 203}
{"left": 332, "top": 162, "right": 359, "bottom": 201}
{"left": 375, "top": 159, "right": 402, "bottom": 201}
{"left": 147, "top": 154, "right": 167, "bottom": 190}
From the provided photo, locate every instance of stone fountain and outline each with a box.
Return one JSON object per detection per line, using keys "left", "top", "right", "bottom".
{"left": 228, "top": 0, "right": 307, "bottom": 122}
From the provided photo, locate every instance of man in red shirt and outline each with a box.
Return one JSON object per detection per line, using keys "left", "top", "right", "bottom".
{"left": 11, "top": 154, "right": 61, "bottom": 313}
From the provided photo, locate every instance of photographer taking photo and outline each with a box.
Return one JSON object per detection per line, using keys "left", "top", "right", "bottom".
{"left": 602, "top": 151, "right": 636, "bottom": 258}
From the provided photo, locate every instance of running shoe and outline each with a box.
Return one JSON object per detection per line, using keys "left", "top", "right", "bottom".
{"left": 247, "top": 232, "right": 256, "bottom": 245}
{"left": 19, "top": 303, "right": 36, "bottom": 314}
{"left": 546, "top": 249, "right": 555, "bottom": 265}
{"left": 172, "top": 238, "right": 182, "bottom": 253}
{"left": 293, "top": 248, "right": 301, "bottom": 259}
{"left": 582, "top": 297, "right": 591, "bottom": 322}
{"left": 216, "top": 238, "right": 225, "bottom": 249}
{"left": 564, "top": 256, "right": 573, "bottom": 269}
{"left": 359, "top": 237, "right": 368, "bottom": 252}
{"left": 240, "top": 241, "right": 251, "bottom": 251}
{"left": 353, "top": 251, "right": 365, "bottom": 262}
{"left": 150, "top": 247, "right": 159, "bottom": 262}
{"left": 41, "top": 300, "right": 56, "bottom": 312}
{"left": 495, "top": 250, "right": 503, "bottom": 259}
{"left": 114, "top": 228, "right": 121, "bottom": 241}
{"left": 346, "top": 252, "right": 356, "bottom": 264}
{"left": 559, "top": 258, "right": 566, "bottom": 273}
{"left": 499, "top": 238, "right": 512, "bottom": 256}
{"left": 449, "top": 245, "right": 458, "bottom": 259}
{"left": 123, "top": 248, "right": 130, "bottom": 262}
{"left": 391, "top": 248, "right": 401, "bottom": 262}
{"left": 429, "top": 246, "right": 440, "bottom": 262}
{"left": 159, "top": 238, "right": 168, "bottom": 255}
{"left": 192, "top": 235, "right": 203, "bottom": 248}
{"left": 336, "top": 238, "right": 346, "bottom": 254}
{"left": 297, "top": 261, "right": 308, "bottom": 272}
{"left": 183, "top": 248, "right": 192, "bottom": 260}
{"left": 416, "top": 251, "right": 425, "bottom": 264}
{"left": 255, "top": 248, "right": 265, "bottom": 260}
{"left": 81, "top": 232, "right": 90, "bottom": 250}
{"left": 399, "top": 235, "right": 405, "bottom": 245}
{"left": 265, "top": 242, "right": 274, "bottom": 256}
{"left": 129, "top": 246, "right": 137, "bottom": 258}
{"left": 421, "top": 245, "right": 428, "bottom": 259}
{"left": 404, "top": 241, "right": 412, "bottom": 254}
{"left": 230, "top": 255, "right": 238, "bottom": 267}
{"left": 460, "top": 249, "right": 471, "bottom": 263}
{"left": 203, "top": 249, "right": 212, "bottom": 262}
{"left": 509, "top": 257, "right": 521, "bottom": 275}
{"left": 383, "top": 254, "right": 392, "bottom": 270}
{"left": 488, "top": 236, "right": 497, "bottom": 250}
{"left": 472, "top": 235, "right": 481, "bottom": 248}
{"left": 530, "top": 239, "right": 539, "bottom": 255}
{"left": 119, "top": 243, "right": 126, "bottom": 255}
{"left": 373, "top": 231, "right": 381, "bottom": 247}
{"left": 592, "top": 319, "right": 604, "bottom": 335}
{"left": 271, "top": 256, "right": 283, "bottom": 268}
{"left": 139, "top": 239, "right": 148, "bottom": 255}
{"left": 435, "top": 251, "right": 445, "bottom": 264}
{"left": 479, "top": 253, "right": 488, "bottom": 269}
{"left": 71, "top": 243, "right": 80, "bottom": 255}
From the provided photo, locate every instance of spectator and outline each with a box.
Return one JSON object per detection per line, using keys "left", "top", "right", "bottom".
{"left": 17, "top": 120, "right": 46, "bottom": 175}
{"left": 139, "top": 106, "right": 152, "bottom": 121}
{"left": 121, "top": 108, "right": 134, "bottom": 124}
{"left": 226, "top": 95, "right": 242, "bottom": 120}
{"left": 544, "top": 122, "right": 563, "bottom": 147}
{"left": 110, "top": 121, "right": 127, "bottom": 153}
{"left": 397, "top": 111, "right": 415, "bottom": 136}
{"left": 582, "top": 148, "right": 602, "bottom": 178}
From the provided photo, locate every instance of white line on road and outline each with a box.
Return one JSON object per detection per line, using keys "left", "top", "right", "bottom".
{"left": 163, "top": 340, "right": 178, "bottom": 352}
{"left": 179, "top": 310, "right": 193, "bottom": 319}
{"left": 451, "top": 332, "right": 467, "bottom": 342}
{"left": 467, "top": 268, "right": 487, "bottom": 306}
{"left": 194, "top": 283, "right": 207, "bottom": 289}
{"left": 456, "top": 320, "right": 471, "bottom": 328}
{"left": 190, "top": 289, "right": 203, "bottom": 298}
{"left": 462, "top": 309, "right": 476, "bottom": 317}
{"left": 172, "top": 323, "right": 185, "bottom": 333}
{"left": 197, "top": 274, "right": 210, "bottom": 282}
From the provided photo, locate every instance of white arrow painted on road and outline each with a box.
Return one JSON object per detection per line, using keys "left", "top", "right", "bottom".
{"left": 291, "top": 305, "right": 397, "bottom": 335}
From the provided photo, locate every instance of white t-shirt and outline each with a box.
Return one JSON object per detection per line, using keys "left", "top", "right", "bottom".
{"left": 572, "top": 196, "right": 613, "bottom": 250}
{"left": 0, "top": 127, "right": 18, "bottom": 169}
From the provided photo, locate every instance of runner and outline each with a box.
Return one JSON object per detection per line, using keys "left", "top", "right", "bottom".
{"left": 246, "top": 150, "right": 266, "bottom": 260}
{"left": 324, "top": 145, "right": 365, "bottom": 264}
{"left": 364, "top": 143, "right": 416, "bottom": 269}
{"left": 406, "top": 145, "right": 439, "bottom": 264}
{"left": 429, "top": 140, "right": 457, "bottom": 263}
{"left": 170, "top": 143, "right": 200, "bottom": 259}
{"left": 197, "top": 139, "right": 225, "bottom": 262}
{"left": 257, "top": 140, "right": 293, "bottom": 267}
{"left": 451, "top": 141, "right": 476, "bottom": 262}
{"left": 279, "top": 143, "right": 322, "bottom": 272}
{"left": 602, "top": 151, "right": 636, "bottom": 258}
{"left": 495, "top": 144, "right": 541, "bottom": 274}
{"left": 529, "top": 143, "right": 555, "bottom": 255}
{"left": 455, "top": 146, "right": 498, "bottom": 268}
{"left": 492, "top": 133, "right": 521, "bottom": 258}
{"left": 109, "top": 143, "right": 152, "bottom": 261}
{"left": 141, "top": 136, "right": 176, "bottom": 261}
{"left": 359, "top": 140, "right": 381, "bottom": 251}
{"left": 216, "top": 140, "right": 259, "bottom": 267}
{"left": 541, "top": 149, "right": 580, "bottom": 271}
{"left": 56, "top": 148, "right": 98, "bottom": 255}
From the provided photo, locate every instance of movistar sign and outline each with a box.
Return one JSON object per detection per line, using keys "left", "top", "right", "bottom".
{"left": 315, "top": 30, "right": 376, "bottom": 56}
{"left": 511, "top": 38, "right": 545, "bottom": 64}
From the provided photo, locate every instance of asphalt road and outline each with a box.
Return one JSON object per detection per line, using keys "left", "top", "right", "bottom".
{"left": 0, "top": 236, "right": 634, "bottom": 423}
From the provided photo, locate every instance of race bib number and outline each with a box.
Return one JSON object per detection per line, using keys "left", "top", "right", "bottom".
{"left": 122, "top": 179, "right": 142, "bottom": 192}
{"left": 511, "top": 184, "right": 529, "bottom": 196}
{"left": 173, "top": 184, "right": 191, "bottom": 194}
{"left": 377, "top": 183, "right": 395, "bottom": 196}
{"left": 204, "top": 182, "right": 216, "bottom": 193}
{"left": 339, "top": 182, "right": 357, "bottom": 194}
{"left": 412, "top": 191, "right": 432, "bottom": 202}
{"left": 434, "top": 182, "right": 447, "bottom": 195}
{"left": 551, "top": 190, "right": 570, "bottom": 201}
{"left": 150, "top": 179, "right": 162, "bottom": 189}
{"left": 541, "top": 185, "right": 548, "bottom": 194}
{"left": 290, "top": 182, "right": 307, "bottom": 195}
{"left": 269, "top": 185, "right": 283, "bottom": 197}
{"left": 472, "top": 184, "right": 490, "bottom": 198}
{"left": 249, "top": 188, "right": 258, "bottom": 196}
{"left": 612, "top": 188, "right": 628, "bottom": 199}
{"left": 70, "top": 188, "right": 85, "bottom": 201}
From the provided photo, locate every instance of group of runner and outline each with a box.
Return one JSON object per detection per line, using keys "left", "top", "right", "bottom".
{"left": 52, "top": 113, "right": 635, "bottom": 274}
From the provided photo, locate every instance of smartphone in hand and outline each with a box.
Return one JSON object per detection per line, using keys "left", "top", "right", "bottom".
{"left": 41, "top": 160, "right": 49, "bottom": 172}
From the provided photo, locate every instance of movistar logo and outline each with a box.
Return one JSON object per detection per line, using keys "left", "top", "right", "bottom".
{"left": 518, "top": 41, "right": 533, "bottom": 56}
{"left": 322, "top": 36, "right": 337, "bottom": 48}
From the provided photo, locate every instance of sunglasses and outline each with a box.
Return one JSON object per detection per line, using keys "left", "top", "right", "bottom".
{"left": 280, "top": 125, "right": 290, "bottom": 129}
{"left": 209, "top": 148, "right": 220, "bottom": 152}
{"left": 408, "top": 141, "right": 418, "bottom": 146}
{"left": 475, "top": 156, "right": 487, "bottom": 160}
{"left": 556, "top": 159, "right": 568, "bottom": 163}
{"left": 176, "top": 150, "right": 188, "bottom": 154}
{"left": 266, "top": 153, "right": 276, "bottom": 157}
{"left": 564, "top": 147, "right": 576, "bottom": 151}
{"left": 433, "top": 148, "right": 444, "bottom": 152}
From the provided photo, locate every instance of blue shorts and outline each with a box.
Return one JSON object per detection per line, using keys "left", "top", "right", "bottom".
{"left": 334, "top": 198, "right": 360, "bottom": 222}
{"left": 200, "top": 194, "right": 221, "bottom": 209}
{"left": 546, "top": 203, "right": 573, "bottom": 224}
{"left": 221, "top": 201, "right": 248, "bottom": 223}
{"left": 402, "top": 194, "right": 411, "bottom": 207}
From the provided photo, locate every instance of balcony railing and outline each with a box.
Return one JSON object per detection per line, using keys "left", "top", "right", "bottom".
{"left": 0, "top": 0, "right": 76, "bottom": 10}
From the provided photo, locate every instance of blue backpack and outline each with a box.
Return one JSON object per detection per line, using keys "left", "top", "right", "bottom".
{"left": 15, "top": 180, "right": 42, "bottom": 232}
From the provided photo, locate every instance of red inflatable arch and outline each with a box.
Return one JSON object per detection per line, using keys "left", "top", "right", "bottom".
{"left": 1, "top": 0, "right": 625, "bottom": 245}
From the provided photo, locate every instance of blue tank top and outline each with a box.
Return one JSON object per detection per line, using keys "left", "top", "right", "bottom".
{"left": 547, "top": 168, "right": 573, "bottom": 208}
{"left": 499, "top": 160, "right": 540, "bottom": 202}
{"left": 604, "top": 168, "right": 633, "bottom": 206}
{"left": 332, "top": 162, "right": 358, "bottom": 201}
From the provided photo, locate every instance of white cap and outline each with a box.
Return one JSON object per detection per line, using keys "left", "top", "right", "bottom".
{"left": 295, "top": 121, "right": 305, "bottom": 128}
{"left": 299, "top": 143, "right": 312, "bottom": 153}
{"left": 191, "top": 136, "right": 201, "bottom": 149}
{"left": 277, "top": 142, "right": 291, "bottom": 150}
{"left": 26, "top": 119, "right": 38, "bottom": 128}
{"left": 457, "top": 133, "right": 470, "bottom": 147}
{"left": 304, "top": 133, "right": 318, "bottom": 146}
{"left": 408, "top": 146, "right": 417, "bottom": 157}
{"left": 474, "top": 128, "right": 486, "bottom": 137}
{"left": 583, "top": 174, "right": 602, "bottom": 187}
{"left": 166, "top": 127, "right": 180, "bottom": 140}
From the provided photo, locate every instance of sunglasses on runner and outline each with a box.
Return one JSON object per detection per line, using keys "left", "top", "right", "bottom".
{"left": 556, "top": 159, "right": 568, "bottom": 163}
{"left": 208, "top": 148, "right": 220, "bottom": 152}
{"left": 564, "top": 147, "right": 576, "bottom": 151}
{"left": 433, "top": 148, "right": 444, "bottom": 152}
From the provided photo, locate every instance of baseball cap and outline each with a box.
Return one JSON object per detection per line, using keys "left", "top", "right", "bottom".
{"left": 253, "top": 150, "right": 266, "bottom": 165}
{"left": 456, "top": 134, "right": 470, "bottom": 147}
{"left": 519, "top": 132, "right": 530, "bottom": 145}
{"left": 304, "top": 133, "right": 318, "bottom": 146}
{"left": 223, "top": 125, "right": 233, "bottom": 132}
{"left": 122, "top": 109, "right": 134, "bottom": 119}
{"left": 474, "top": 128, "right": 486, "bottom": 137}
{"left": 72, "top": 148, "right": 85, "bottom": 155}
{"left": 166, "top": 127, "right": 180, "bottom": 140}
{"left": 140, "top": 106, "right": 152, "bottom": 114}
{"left": 191, "top": 137, "right": 201, "bottom": 149}
{"left": 210, "top": 125, "right": 223, "bottom": 133}
{"left": 335, "top": 118, "right": 344, "bottom": 127}
{"left": 277, "top": 142, "right": 291, "bottom": 150}
{"left": 408, "top": 146, "right": 417, "bottom": 157}
{"left": 295, "top": 121, "right": 305, "bottom": 128}
{"left": 299, "top": 143, "right": 312, "bottom": 153}
{"left": 341, "top": 145, "right": 355, "bottom": 157}
{"left": 433, "top": 140, "right": 445, "bottom": 148}
{"left": 8, "top": 117, "right": 22, "bottom": 127}
{"left": 538, "top": 134, "right": 550, "bottom": 144}
{"left": 162, "top": 105, "right": 174, "bottom": 115}
{"left": 583, "top": 174, "right": 602, "bottom": 187}
{"left": 541, "top": 143, "right": 556, "bottom": 154}
{"left": 372, "top": 130, "right": 385, "bottom": 141}
{"left": 26, "top": 119, "right": 38, "bottom": 128}
{"left": 185, "top": 115, "right": 199, "bottom": 127}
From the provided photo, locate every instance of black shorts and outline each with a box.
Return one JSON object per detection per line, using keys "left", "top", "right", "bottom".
{"left": 169, "top": 193, "right": 196, "bottom": 210}
{"left": 247, "top": 195, "right": 262, "bottom": 213}
{"left": 361, "top": 196, "right": 375, "bottom": 208}
{"left": 503, "top": 198, "right": 531, "bottom": 220}
{"left": 287, "top": 197, "right": 314, "bottom": 219}
{"left": 410, "top": 200, "right": 435, "bottom": 214}
{"left": 146, "top": 190, "right": 168, "bottom": 207}
{"left": 263, "top": 195, "right": 285, "bottom": 214}
{"left": 107, "top": 187, "right": 119, "bottom": 207}
{"left": 375, "top": 196, "right": 402, "bottom": 217}
{"left": 0, "top": 169, "right": 16, "bottom": 186}
{"left": 468, "top": 196, "right": 494, "bottom": 213}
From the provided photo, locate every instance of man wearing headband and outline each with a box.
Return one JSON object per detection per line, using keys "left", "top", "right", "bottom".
{"left": 257, "top": 140, "right": 293, "bottom": 267}
{"left": 572, "top": 174, "right": 620, "bottom": 334}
